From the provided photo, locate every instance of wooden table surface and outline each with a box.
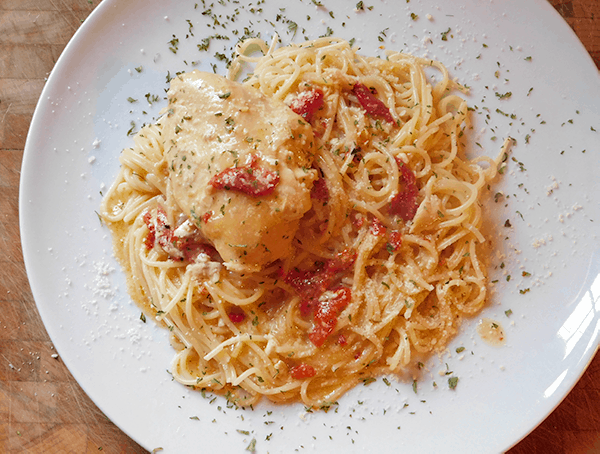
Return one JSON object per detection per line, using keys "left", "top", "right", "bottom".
{"left": 1, "top": 0, "right": 598, "bottom": 452}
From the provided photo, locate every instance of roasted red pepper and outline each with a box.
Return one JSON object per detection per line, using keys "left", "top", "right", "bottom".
{"left": 352, "top": 83, "right": 394, "bottom": 123}
{"left": 209, "top": 155, "right": 279, "bottom": 197}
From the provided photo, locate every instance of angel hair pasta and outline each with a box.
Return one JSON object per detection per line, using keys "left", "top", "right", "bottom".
{"left": 101, "top": 36, "right": 509, "bottom": 408}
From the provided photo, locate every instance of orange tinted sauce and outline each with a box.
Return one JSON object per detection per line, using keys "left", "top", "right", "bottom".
{"left": 476, "top": 318, "right": 506, "bottom": 346}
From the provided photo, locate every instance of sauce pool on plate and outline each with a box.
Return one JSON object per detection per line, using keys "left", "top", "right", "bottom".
{"left": 477, "top": 318, "right": 506, "bottom": 346}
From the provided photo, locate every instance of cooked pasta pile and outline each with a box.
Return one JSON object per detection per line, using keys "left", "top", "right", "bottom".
{"left": 101, "top": 37, "right": 508, "bottom": 408}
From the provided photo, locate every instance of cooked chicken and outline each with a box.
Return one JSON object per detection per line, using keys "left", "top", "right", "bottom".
{"left": 409, "top": 194, "right": 443, "bottom": 234}
{"left": 161, "top": 71, "right": 318, "bottom": 271}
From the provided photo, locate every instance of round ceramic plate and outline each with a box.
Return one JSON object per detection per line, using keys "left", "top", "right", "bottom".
{"left": 20, "top": 0, "right": 600, "bottom": 452}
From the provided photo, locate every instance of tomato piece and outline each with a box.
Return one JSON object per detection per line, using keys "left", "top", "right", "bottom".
{"left": 308, "top": 324, "right": 332, "bottom": 349}
{"left": 143, "top": 208, "right": 218, "bottom": 262}
{"left": 370, "top": 217, "right": 387, "bottom": 236}
{"left": 289, "top": 88, "right": 324, "bottom": 123}
{"left": 389, "top": 160, "right": 419, "bottom": 221}
{"left": 289, "top": 363, "right": 316, "bottom": 379}
{"left": 309, "top": 287, "right": 352, "bottom": 347}
{"left": 209, "top": 155, "right": 279, "bottom": 197}
{"left": 352, "top": 83, "right": 394, "bottom": 123}
{"left": 282, "top": 251, "right": 355, "bottom": 346}
{"left": 313, "top": 288, "right": 351, "bottom": 327}
{"left": 310, "top": 177, "right": 329, "bottom": 202}
{"left": 143, "top": 211, "right": 156, "bottom": 250}
{"left": 352, "top": 213, "right": 365, "bottom": 229}
{"left": 228, "top": 309, "right": 246, "bottom": 323}
{"left": 299, "top": 298, "right": 318, "bottom": 317}
{"left": 325, "top": 249, "right": 356, "bottom": 274}
{"left": 155, "top": 207, "right": 175, "bottom": 251}
{"left": 283, "top": 265, "right": 329, "bottom": 302}
{"left": 387, "top": 231, "right": 403, "bottom": 252}
{"left": 282, "top": 250, "right": 356, "bottom": 302}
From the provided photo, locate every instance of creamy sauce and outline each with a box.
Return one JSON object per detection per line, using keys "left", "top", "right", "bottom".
{"left": 476, "top": 318, "right": 506, "bottom": 346}
{"left": 162, "top": 70, "right": 318, "bottom": 272}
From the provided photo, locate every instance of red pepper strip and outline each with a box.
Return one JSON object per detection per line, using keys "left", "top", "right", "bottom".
{"left": 210, "top": 155, "right": 279, "bottom": 197}
{"left": 289, "top": 88, "right": 324, "bottom": 124}
{"left": 389, "top": 160, "right": 419, "bottom": 221}
{"left": 290, "top": 363, "right": 316, "bottom": 379}
{"left": 309, "top": 287, "right": 352, "bottom": 347}
{"left": 352, "top": 83, "right": 394, "bottom": 123}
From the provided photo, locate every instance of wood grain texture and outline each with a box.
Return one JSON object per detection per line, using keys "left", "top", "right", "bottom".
{"left": 1, "top": 0, "right": 598, "bottom": 452}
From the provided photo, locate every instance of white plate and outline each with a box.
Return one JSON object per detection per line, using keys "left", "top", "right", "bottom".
{"left": 20, "top": 0, "right": 600, "bottom": 452}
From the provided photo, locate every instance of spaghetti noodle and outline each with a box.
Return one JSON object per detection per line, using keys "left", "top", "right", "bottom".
{"left": 101, "top": 37, "right": 509, "bottom": 408}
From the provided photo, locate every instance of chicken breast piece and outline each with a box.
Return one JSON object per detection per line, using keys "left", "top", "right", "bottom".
{"left": 161, "top": 70, "right": 318, "bottom": 271}
{"left": 409, "top": 194, "right": 443, "bottom": 234}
